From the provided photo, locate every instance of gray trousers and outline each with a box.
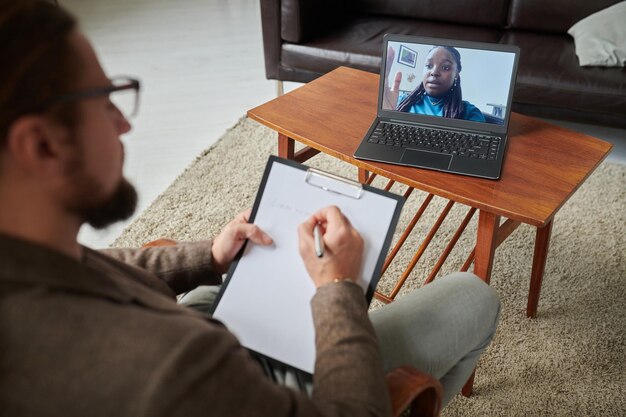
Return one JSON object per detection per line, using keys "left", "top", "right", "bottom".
{"left": 178, "top": 272, "right": 500, "bottom": 406}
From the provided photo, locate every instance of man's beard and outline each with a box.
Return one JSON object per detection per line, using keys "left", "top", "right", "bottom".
{"left": 64, "top": 156, "right": 138, "bottom": 229}
{"left": 80, "top": 177, "right": 138, "bottom": 229}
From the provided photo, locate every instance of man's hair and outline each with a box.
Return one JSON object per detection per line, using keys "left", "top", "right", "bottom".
{"left": 397, "top": 46, "right": 465, "bottom": 119}
{"left": 0, "top": 0, "right": 80, "bottom": 144}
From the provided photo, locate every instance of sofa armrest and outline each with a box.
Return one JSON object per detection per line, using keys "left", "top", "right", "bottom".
{"left": 260, "top": 0, "right": 283, "bottom": 80}
{"left": 387, "top": 366, "right": 442, "bottom": 417}
{"left": 260, "top": 0, "right": 348, "bottom": 80}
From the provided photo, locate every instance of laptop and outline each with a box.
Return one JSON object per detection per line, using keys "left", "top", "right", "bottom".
{"left": 354, "top": 34, "right": 520, "bottom": 179}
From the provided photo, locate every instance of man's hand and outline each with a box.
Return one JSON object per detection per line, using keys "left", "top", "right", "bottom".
{"left": 383, "top": 46, "right": 402, "bottom": 110}
{"left": 298, "top": 206, "right": 364, "bottom": 288}
{"left": 211, "top": 209, "right": 273, "bottom": 275}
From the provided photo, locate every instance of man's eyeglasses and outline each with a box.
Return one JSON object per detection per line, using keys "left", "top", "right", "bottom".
{"left": 47, "top": 77, "right": 141, "bottom": 120}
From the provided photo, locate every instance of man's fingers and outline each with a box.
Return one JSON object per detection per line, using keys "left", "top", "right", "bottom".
{"left": 301, "top": 214, "right": 319, "bottom": 233}
{"left": 314, "top": 205, "right": 339, "bottom": 221}
{"left": 249, "top": 225, "right": 273, "bottom": 245}
{"left": 234, "top": 223, "right": 273, "bottom": 245}
{"left": 227, "top": 209, "right": 272, "bottom": 245}
{"left": 317, "top": 205, "right": 349, "bottom": 228}
{"left": 237, "top": 208, "right": 252, "bottom": 223}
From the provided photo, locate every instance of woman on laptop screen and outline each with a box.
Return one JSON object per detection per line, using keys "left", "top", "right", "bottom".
{"left": 383, "top": 45, "right": 486, "bottom": 122}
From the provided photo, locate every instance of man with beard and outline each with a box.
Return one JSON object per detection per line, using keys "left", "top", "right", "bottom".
{"left": 0, "top": 1, "right": 500, "bottom": 415}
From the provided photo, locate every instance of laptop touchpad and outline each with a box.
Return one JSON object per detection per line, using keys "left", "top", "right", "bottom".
{"left": 400, "top": 149, "right": 452, "bottom": 170}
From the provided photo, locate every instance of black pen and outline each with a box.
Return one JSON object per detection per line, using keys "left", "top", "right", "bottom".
{"left": 313, "top": 223, "right": 324, "bottom": 257}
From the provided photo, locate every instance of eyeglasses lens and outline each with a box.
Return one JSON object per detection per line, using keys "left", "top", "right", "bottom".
{"left": 110, "top": 82, "right": 138, "bottom": 119}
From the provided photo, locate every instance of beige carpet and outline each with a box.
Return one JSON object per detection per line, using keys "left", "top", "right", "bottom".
{"left": 113, "top": 117, "right": 626, "bottom": 416}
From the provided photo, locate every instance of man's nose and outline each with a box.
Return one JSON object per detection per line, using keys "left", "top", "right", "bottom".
{"left": 114, "top": 105, "right": 132, "bottom": 134}
{"left": 118, "top": 115, "right": 132, "bottom": 135}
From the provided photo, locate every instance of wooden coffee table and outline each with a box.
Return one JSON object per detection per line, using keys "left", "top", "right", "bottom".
{"left": 248, "top": 67, "right": 612, "bottom": 319}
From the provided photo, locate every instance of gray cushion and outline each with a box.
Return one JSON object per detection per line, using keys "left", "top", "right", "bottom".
{"left": 567, "top": 1, "right": 626, "bottom": 67}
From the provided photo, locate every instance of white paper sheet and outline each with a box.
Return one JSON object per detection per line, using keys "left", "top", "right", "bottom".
{"left": 212, "top": 160, "right": 401, "bottom": 373}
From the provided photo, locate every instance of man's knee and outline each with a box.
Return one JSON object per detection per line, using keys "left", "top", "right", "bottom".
{"left": 178, "top": 285, "right": 222, "bottom": 314}
{"left": 443, "top": 272, "right": 499, "bottom": 302}
{"left": 443, "top": 272, "right": 501, "bottom": 339}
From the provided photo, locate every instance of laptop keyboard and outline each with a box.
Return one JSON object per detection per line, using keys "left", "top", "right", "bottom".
{"left": 367, "top": 122, "right": 501, "bottom": 160}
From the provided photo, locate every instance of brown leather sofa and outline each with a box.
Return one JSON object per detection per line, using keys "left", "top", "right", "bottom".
{"left": 260, "top": 0, "right": 626, "bottom": 128}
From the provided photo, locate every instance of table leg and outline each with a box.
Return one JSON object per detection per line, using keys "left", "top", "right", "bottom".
{"left": 278, "top": 133, "right": 321, "bottom": 163}
{"left": 473, "top": 211, "right": 500, "bottom": 284}
{"left": 527, "top": 220, "right": 553, "bottom": 318}
{"left": 278, "top": 133, "right": 294, "bottom": 159}
{"left": 461, "top": 372, "right": 476, "bottom": 398}
{"left": 358, "top": 168, "right": 369, "bottom": 184}
{"left": 461, "top": 210, "right": 499, "bottom": 397}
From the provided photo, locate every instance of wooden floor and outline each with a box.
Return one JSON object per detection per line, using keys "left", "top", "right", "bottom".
{"left": 61, "top": 0, "right": 625, "bottom": 249}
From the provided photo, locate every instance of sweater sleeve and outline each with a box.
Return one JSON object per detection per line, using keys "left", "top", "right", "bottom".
{"left": 100, "top": 241, "right": 222, "bottom": 294}
{"left": 310, "top": 281, "right": 392, "bottom": 415}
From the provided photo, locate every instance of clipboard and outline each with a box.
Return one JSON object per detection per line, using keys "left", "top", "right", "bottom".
{"left": 211, "top": 156, "right": 404, "bottom": 374}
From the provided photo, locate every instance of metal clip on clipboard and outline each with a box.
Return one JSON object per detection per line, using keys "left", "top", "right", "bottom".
{"left": 305, "top": 168, "right": 363, "bottom": 199}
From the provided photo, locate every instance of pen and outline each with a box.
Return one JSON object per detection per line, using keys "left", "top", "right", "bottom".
{"left": 313, "top": 223, "right": 324, "bottom": 258}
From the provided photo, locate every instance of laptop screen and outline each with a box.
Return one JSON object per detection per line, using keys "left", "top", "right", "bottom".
{"left": 381, "top": 38, "right": 518, "bottom": 127}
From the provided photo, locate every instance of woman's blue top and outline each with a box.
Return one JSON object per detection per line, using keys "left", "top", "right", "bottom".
{"left": 397, "top": 93, "right": 486, "bottom": 122}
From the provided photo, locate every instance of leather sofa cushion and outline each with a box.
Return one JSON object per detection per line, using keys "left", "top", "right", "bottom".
{"left": 350, "top": 0, "right": 509, "bottom": 27}
{"left": 507, "top": 0, "right": 624, "bottom": 33}
{"left": 281, "top": 0, "right": 346, "bottom": 43}
{"left": 501, "top": 31, "right": 626, "bottom": 118}
{"left": 282, "top": 16, "right": 503, "bottom": 75}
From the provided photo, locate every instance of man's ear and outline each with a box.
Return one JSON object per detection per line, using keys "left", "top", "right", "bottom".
{"left": 5, "top": 115, "right": 70, "bottom": 175}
